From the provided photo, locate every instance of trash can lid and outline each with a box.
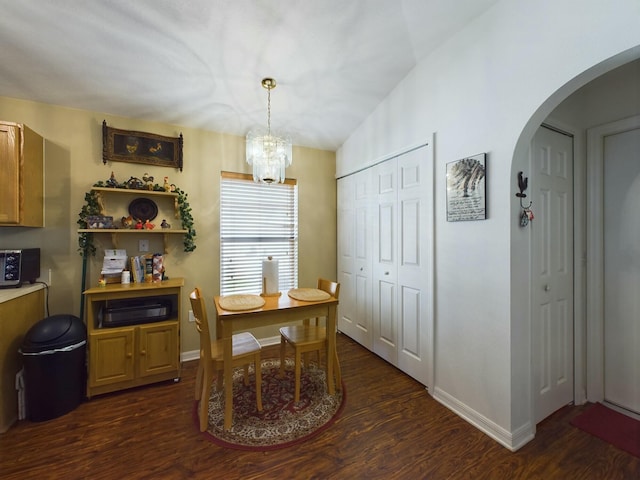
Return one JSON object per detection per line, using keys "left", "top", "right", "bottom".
{"left": 22, "top": 314, "right": 86, "bottom": 353}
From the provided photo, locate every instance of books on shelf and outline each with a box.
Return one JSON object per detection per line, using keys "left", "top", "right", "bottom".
{"left": 130, "top": 255, "right": 146, "bottom": 283}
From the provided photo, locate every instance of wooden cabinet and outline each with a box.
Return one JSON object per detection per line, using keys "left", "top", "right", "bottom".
{"left": 0, "top": 286, "right": 45, "bottom": 432}
{"left": 0, "top": 122, "right": 44, "bottom": 226}
{"left": 83, "top": 278, "right": 183, "bottom": 397}
{"left": 78, "top": 187, "right": 189, "bottom": 253}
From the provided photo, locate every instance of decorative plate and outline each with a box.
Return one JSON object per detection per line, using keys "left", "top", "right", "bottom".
{"left": 287, "top": 288, "right": 331, "bottom": 302}
{"left": 128, "top": 197, "right": 158, "bottom": 222}
{"left": 219, "top": 294, "right": 266, "bottom": 311}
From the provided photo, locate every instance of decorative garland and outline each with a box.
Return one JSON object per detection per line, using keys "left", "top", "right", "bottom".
{"left": 77, "top": 177, "right": 196, "bottom": 257}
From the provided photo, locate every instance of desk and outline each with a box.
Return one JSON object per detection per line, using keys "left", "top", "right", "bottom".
{"left": 214, "top": 293, "right": 339, "bottom": 430}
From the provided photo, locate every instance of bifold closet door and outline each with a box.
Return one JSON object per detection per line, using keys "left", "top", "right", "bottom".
{"left": 337, "top": 169, "right": 373, "bottom": 349}
{"left": 372, "top": 147, "right": 431, "bottom": 386}
{"left": 372, "top": 159, "right": 399, "bottom": 364}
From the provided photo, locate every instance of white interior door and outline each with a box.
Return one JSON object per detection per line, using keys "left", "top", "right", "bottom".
{"left": 396, "top": 149, "right": 430, "bottom": 385}
{"left": 603, "top": 127, "right": 640, "bottom": 415}
{"left": 337, "top": 175, "right": 356, "bottom": 339}
{"left": 373, "top": 158, "right": 398, "bottom": 364}
{"left": 531, "top": 125, "right": 574, "bottom": 423}
{"left": 353, "top": 169, "right": 373, "bottom": 349}
{"left": 338, "top": 170, "right": 374, "bottom": 349}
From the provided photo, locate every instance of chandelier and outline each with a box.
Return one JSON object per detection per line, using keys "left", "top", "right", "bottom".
{"left": 246, "top": 78, "right": 292, "bottom": 184}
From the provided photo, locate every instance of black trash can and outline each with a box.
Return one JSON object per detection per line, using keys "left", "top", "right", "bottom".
{"left": 21, "top": 314, "right": 87, "bottom": 422}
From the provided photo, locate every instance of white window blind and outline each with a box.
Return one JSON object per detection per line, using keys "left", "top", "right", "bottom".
{"left": 220, "top": 172, "right": 298, "bottom": 295}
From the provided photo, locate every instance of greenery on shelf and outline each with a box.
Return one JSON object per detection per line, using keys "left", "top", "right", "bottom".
{"left": 77, "top": 190, "right": 101, "bottom": 258}
{"left": 77, "top": 179, "right": 197, "bottom": 257}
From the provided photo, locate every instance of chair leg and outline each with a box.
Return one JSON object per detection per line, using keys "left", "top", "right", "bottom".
{"left": 334, "top": 347, "right": 342, "bottom": 389}
{"left": 254, "top": 353, "right": 263, "bottom": 411}
{"left": 216, "top": 369, "right": 223, "bottom": 390}
{"left": 243, "top": 364, "right": 250, "bottom": 386}
{"left": 294, "top": 348, "right": 302, "bottom": 403}
{"left": 199, "top": 376, "right": 211, "bottom": 432}
{"left": 279, "top": 336, "right": 287, "bottom": 378}
{"left": 195, "top": 361, "right": 203, "bottom": 401}
{"left": 303, "top": 351, "right": 310, "bottom": 368}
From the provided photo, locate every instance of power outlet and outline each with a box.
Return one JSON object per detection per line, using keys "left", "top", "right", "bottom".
{"left": 188, "top": 310, "right": 195, "bottom": 322}
{"left": 139, "top": 239, "right": 149, "bottom": 252}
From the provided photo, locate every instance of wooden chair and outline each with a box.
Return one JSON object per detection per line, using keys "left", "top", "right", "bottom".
{"left": 189, "top": 287, "right": 262, "bottom": 432}
{"left": 279, "top": 278, "right": 341, "bottom": 402}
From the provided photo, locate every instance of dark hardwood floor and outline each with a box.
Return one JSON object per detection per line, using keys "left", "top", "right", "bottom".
{"left": 1, "top": 334, "right": 638, "bottom": 479}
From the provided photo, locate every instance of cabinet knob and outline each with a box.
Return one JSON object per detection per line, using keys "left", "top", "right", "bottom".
{"left": 384, "top": 271, "right": 389, "bottom": 276}
{"left": 126, "top": 352, "right": 132, "bottom": 358}
{"left": 140, "top": 350, "right": 147, "bottom": 356}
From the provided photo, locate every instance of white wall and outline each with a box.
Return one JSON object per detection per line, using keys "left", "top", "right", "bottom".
{"left": 337, "top": 0, "right": 640, "bottom": 450}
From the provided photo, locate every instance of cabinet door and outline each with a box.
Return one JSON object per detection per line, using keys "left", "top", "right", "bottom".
{"left": 89, "top": 328, "right": 135, "bottom": 388}
{"left": 0, "top": 123, "right": 20, "bottom": 224}
{"left": 138, "top": 322, "right": 179, "bottom": 378}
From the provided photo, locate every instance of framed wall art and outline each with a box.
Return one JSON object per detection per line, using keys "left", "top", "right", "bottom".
{"left": 102, "top": 120, "right": 183, "bottom": 170}
{"left": 446, "top": 153, "right": 486, "bottom": 222}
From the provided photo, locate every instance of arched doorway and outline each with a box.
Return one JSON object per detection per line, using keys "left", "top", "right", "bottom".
{"left": 511, "top": 49, "right": 640, "bottom": 430}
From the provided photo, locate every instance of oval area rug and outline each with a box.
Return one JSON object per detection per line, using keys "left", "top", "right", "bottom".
{"left": 196, "top": 358, "right": 346, "bottom": 450}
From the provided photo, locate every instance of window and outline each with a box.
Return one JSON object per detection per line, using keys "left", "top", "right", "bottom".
{"left": 220, "top": 172, "right": 298, "bottom": 295}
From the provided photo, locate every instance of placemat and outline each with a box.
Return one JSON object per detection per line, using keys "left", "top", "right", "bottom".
{"left": 218, "top": 294, "right": 265, "bottom": 311}
{"left": 288, "top": 288, "right": 331, "bottom": 302}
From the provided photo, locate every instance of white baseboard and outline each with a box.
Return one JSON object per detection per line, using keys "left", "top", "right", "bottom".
{"left": 432, "top": 387, "right": 535, "bottom": 451}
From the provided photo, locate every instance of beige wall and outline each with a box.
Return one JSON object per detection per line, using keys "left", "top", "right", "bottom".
{"left": 0, "top": 96, "right": 337, "bottom": 354}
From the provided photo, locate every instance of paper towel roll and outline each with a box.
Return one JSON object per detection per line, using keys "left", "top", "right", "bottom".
{"left": 262, "top": 256, "right": 279, "bottom": 294}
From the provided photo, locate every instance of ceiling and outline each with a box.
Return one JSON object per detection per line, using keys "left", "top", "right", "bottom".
{"left": 0, "top": 0, "right": 499, "bottom": 151}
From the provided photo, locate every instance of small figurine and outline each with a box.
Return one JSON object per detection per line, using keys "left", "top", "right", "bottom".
{"left": 144, "top": 219, "right": 155, "bottom": 230}
{"left": 135, "top": 219, "right": 143, "bottom": 229}
{"left": 127, "top": 177, "right": 144, "bottom": 189}
{"left": 163, "top": 176, "right": 170, "bottom": 192}
{"left": 160, "top": 219, "right": 171, "bottom": 229}
{"left": 121, "top": 215, "right": 134, "bottom": 229}
{"left": 142, "top": 173, "right": 154, "bottom": 190}
{"left": 106, "top": 171, "right": 118, "bottom": 187}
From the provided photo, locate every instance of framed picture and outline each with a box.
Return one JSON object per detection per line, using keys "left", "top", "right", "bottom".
{"left": 102, "top": 120, "right": 183, "bottom": 170}
{"left": 446, "top": 153, "right": 487, "bottom": 221}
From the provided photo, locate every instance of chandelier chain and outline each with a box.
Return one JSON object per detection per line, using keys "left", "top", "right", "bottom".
{"left": 267, "top": 86, "right": 271, "bottom": 136}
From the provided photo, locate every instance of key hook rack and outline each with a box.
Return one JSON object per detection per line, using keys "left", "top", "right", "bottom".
{"left": 516, "top": 171, "right": 534, "bottom": 227}
{"left": 516, "top": 171, "right": 532, "bottom": 209}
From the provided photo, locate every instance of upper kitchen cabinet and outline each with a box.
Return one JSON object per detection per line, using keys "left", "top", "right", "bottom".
{"left": 0, "top": 122, "right": 44, "bottom": 227}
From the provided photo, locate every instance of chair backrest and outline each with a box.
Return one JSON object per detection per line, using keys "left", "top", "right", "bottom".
{"left": 313, "top": 278, "right": 340, "bottom": 326}
{"left": 317, "top": 277, "right": 340, "bottom": 300}
{"left": 189, "top": 287, "right": 212, "bottom": 361}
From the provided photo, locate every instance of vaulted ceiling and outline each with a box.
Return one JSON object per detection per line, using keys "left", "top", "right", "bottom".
{"left": 0, "top": 0, "right": 499, "bottom": 151}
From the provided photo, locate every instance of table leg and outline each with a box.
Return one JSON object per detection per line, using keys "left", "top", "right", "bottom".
{"left": 222, "top": 322, "right": 233, "bottom": 430}
{"left": 326, "top": 303, "right": 337, "bottom": 395}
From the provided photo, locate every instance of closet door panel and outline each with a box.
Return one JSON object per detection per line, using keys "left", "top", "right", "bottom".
{"left": 397, "top": 149, "right": 431, "bottom": 386}
{"left": 373, "top": 159, "right": 398, "bottom": 361}
{"left": 337, "top": 175, "right": 356, "bottom": 339}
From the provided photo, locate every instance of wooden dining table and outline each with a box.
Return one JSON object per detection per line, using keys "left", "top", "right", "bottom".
{"left": 213, "top": 292, "right": 339, "bottom": 430}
